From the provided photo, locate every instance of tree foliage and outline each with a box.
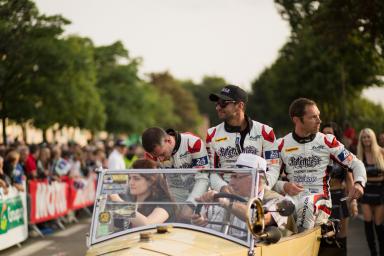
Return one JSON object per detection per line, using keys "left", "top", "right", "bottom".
{"left": 94, "top": 42, "right": 177, "bottom": 135}
{"left": 182, "top": 76, "right": 227, "bottom": 127}
{"left": 149, "top": 72, "right": 201, "bottom": 131}
{"left": 248, "top": 0, "right": 384, "bottom": 135}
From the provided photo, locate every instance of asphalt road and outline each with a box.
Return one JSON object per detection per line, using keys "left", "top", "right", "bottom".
{"left": 0, "top": 216, "right": 374, "bottom": 256}
{"left": 1, "top": 217, "right": 91, "bottom": 256}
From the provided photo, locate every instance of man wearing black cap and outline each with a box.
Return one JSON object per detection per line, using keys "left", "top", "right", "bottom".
{"left": 108, "top": 139, "right": 128, "bottom": 170}
{"left": 206, "top": 84, "right": 281, "bottom": 190}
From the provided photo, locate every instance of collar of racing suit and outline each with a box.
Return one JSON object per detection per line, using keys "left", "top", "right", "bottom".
{"left": 224, "top": 115, "right": 253, "bottom": 133}
{"left": 165, "top": 128, "right": 181, "bottom": 155}
{"left": 292, "top": 131, "right": 316, "bottom": 144}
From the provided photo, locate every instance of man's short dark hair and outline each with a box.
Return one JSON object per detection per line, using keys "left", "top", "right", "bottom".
{"left": 141, "top": 127, "right": 167, "bottom": 153}
{"left": 289, "top": 98, "right": 317, "bottom": 120}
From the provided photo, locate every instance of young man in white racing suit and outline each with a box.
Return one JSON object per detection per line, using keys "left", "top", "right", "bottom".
{"left": 271, "top": 98, "right": 367, "bottom": 232}
{"left": 206, "top": 84, "right": 281, "bottom": 190}
{"left": 142, "top": 127, "right": 225, "bottom": 221}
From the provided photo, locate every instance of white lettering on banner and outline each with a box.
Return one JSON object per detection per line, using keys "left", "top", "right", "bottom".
{"left": 8, "top": 208, "right": 23, "bottom": 223}
{"left": 73, "top": 179, "right": 96, "bottom": 207}
{"left": 36, "top": 182, "right": 67, "bottom": 219}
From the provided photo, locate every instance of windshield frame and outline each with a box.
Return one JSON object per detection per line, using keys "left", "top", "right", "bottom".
{"left": 88, "top": 168, "right": 258, "bottom": 247}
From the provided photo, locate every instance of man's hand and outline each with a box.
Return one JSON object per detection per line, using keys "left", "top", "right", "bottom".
{"left": 191, "top": 213, "right": 208, "bottom": 226}
{"left": 283, "top": 182, "right": 304, "bottom": 196}
{"left": 179, "top": 205, "right": 194, "bottom": 221}
{"left": 349, "top": 199, "right": 358, "bottom": 217}
{"left": 220, "top": 185, "right": 234, "bottom": 194}
{"left": 196, "top": 190, "right": 218, "bottom": 203}
{"left": 348, "top": 182, "right": 364, "bottom": 200}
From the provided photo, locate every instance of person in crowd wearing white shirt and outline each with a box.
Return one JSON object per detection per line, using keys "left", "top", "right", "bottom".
{"left": 108, "top": 139, "right": 128, "bottom": 171}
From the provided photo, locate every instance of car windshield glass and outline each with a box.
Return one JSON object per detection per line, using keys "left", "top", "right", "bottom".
{"left": 90, "top": 168, "right": 258, "bottom": 246}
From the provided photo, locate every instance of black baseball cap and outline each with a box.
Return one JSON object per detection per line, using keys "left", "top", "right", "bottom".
{"left": 209, "top": 84, "right": 248, "bottom": 103}
{"left": 115, "top": 139, "right": 127, "bottom": 147}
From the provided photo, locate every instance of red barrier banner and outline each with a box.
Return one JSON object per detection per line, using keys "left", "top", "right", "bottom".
{"left": 29, "top": 180, "right": 69, "bottom": 224}
{"left": 67, "top": 177, "right": 96, "bottom": 211}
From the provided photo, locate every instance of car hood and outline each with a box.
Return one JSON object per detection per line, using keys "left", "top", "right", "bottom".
{"left": 86, "top": 227, "right": 248, "bottom": 256}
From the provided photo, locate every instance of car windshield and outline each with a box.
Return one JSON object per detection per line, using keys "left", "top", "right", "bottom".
{"left": 89, "top": 168, "right": 258, "bottom": 247}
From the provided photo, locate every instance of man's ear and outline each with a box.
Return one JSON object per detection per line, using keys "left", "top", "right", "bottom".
{"left": 238, "top": 101, "right": 245, "bottom": 111}
{"left": 292, "top": 116, "right": 300, "bottom": 125}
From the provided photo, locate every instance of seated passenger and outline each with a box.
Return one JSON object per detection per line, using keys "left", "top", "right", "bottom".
{"left": 192, "top": 154, "right": 288, "bottom": 237}
{"left": 128, "top": 159, "right": 176, "bottom": 227}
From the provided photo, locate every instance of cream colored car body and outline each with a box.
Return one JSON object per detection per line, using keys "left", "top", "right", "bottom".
{"left": 86, "top": 169, "right": 321, "bottom": 256}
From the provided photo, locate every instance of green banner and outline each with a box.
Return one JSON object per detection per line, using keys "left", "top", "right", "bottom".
{"left": 0, "top": 195, "right": 24, "bottom": 234}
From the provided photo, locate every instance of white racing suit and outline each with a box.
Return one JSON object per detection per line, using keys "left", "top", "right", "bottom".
{"left": 206, "top": 117, "right": 281, "bottom": 189}
{"left": 153, "top": 129, "right": 211, "bottom": 204}
{"left": 273, "top": 132, "right": 367, "bottom": 232}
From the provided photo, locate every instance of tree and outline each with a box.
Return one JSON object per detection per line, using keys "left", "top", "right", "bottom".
{"left": 94, "top": 42, "right": 177, "bottom": 135}
{"left": 182, "top": 76, "right": 227, "bottom": 127}
{"left": 0, "top": 0, "right": 70, "bottom": 144}
{"left": 30, "top": 36, "right": 106, "bottom": 140}
{"left": 247, "top": 1, "right": 384, "bottom": 134}
{"left": 149, "top": 72, "right": 201, "bottom": 131}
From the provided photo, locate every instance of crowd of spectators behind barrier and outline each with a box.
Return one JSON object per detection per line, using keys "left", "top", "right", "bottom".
{"left": 0, "top": 139, "right": 145, "bottom": 196}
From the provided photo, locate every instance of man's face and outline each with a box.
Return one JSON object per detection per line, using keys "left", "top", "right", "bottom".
{"left": 297, "top": 104, "right": 321, "bottom": 134}
{"left": 215, "top": 99, "right": 240, "bottom": 121}
{"left": 229, "top": 173, "right": 252, "bottom": 197}
{"left": 151, "top": 138, "right": 173, "bottom": 161}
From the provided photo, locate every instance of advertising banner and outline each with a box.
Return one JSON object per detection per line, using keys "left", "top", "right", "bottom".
{"left": 67, "top": 177, "right": 96, "bottom": 210}
{"left": 29, "top": 180, "right": 69, "bottom": 224}
{"left": 0, "top": 186, "right": 28, "bottom": 251}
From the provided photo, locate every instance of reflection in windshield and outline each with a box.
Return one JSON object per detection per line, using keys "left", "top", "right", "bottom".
{"left": 93, "top": 169, "right": 255, "bottom": 244}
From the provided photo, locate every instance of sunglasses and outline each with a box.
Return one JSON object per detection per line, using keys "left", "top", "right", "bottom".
{"left": 216, "top": 100, "right": 236, "bottom": 108}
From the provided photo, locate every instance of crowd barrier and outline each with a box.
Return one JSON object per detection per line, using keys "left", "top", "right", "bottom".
{"left": 0, "top": 184, "right": 28, "bottom": 251}
{"left": 0, "top": 176, "right": 96, "bottom": 251}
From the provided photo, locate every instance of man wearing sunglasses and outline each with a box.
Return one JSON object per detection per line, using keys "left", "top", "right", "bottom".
{"left": 206, "top": 84, "right": 281, "bottom": 191}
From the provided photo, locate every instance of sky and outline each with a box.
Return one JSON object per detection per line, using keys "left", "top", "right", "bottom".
{"left": 33, "top": 0, "right": 383, "bottom": 104}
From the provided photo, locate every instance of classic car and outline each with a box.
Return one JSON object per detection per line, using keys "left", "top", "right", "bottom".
{"left": 86, "top": 168, "right": 323, "bottom": 256}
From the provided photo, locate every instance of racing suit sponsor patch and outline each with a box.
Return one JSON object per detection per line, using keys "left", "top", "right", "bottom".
{"left": 337, "top": 149, "right": 353, "bottom": 163}
{"left": 243, "top": 146, "right": 258, "bottom": 155}
{"left": 218, "top": 146, "right": 239, "bottom": 158}
{"left": 215, "top": 137, "right": 228, "bottom": 142}
{"left": 192, "top": 156, "right": 209, "bottom": 167}
{"left": 285, "top": 147, "right": 299, "bottom": 153}
{"left": 265, "top": 150, "right": 279, "bottom": 159}
{"left": 288, "top": 155, "right": 321, "bottom": 168}
{"left": 293, "top": 175, "right": 317, "bottom": 183}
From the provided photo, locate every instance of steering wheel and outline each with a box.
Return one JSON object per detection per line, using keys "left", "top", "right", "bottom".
{"left": 246, "top": 197, "right": 265, "bottom": 237}
{"left": 193, "top": 192, "right": 247, "bottom": 235}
